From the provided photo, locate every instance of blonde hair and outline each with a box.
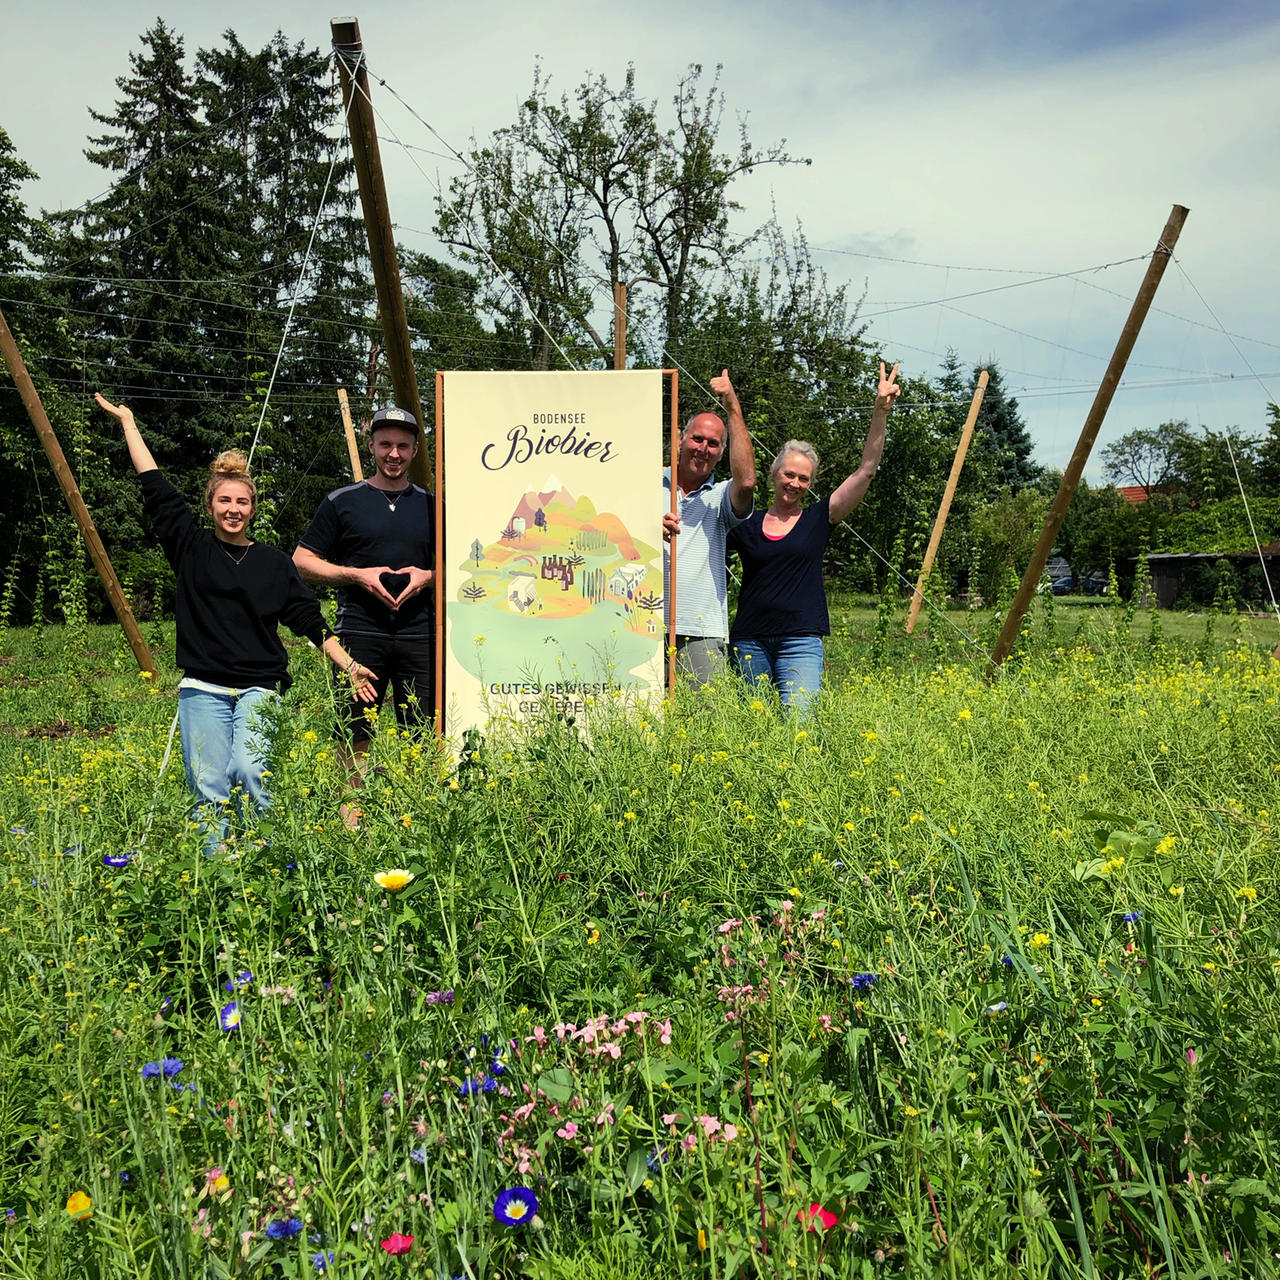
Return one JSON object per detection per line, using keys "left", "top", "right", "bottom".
{"left": 770, "top": 439, "right": 819, "bottom": 481}
{"left": 205, "top": 450, "right": 257, "bottom": 509}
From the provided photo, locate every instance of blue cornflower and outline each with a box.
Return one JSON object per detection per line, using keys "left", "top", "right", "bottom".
{"left": 850, "top": 973, "right": 877, "bottom": 991}
{"left": 9, "top": 825, "right": 25, "bottom": 836}
{"left": 493, "top": 1187, "right": 538, "bottom": 1227}
{"left": 169, "top": 1081, "right": 197, "bottom": 1093}
{"left": 224, "top": 970, "right": 253, "bottom": 991}
{"left": 1122, "top": 911, "right": 1143, "bottom": 924}
{"left": 984, "top": 1001, "right": 1009, "bottom": 1015}
{"left": 3, "top": 1208, "right": 14, "bottom": 1224}
{"left": 1001, "top": 956, "right": 1014, "bottom": 968}
{"left": 219, "top": 1002, "right": 242, "bottom": 1032}
{"left": 161, "top": 1056, "right": 185, "bottom": 1079}
{"left": 489, "top": 1054, "right": 507, "bottom": 1077}
{"left": 102, "top": 852, "right": 133, "bottom": 869}
{"left": 140, "top": 1061, "right": 162, "bottom": 1079}
{"left": 160, "top": 997, "right": 174, "bottom": 1013}
{"left": 647, "top": 1144, "right": 668, "bottom": 1170}
{"left": 409, "top": 1147, "right": 427, "bottom": 1164}
{"left": 457, "top": 1076, "right": 487, "bottom": 1097}
{"left": 286, "top": 861, "right": 298, "bottom": 871}
{"left": 265, "top": 1217, "right": 304, "bottom": 1240}
{"left": 312, "top": 1251, "right": 334, "bottom": 1273}
{"left": 481, "top": 1075, "right": 498, "bottom": 1093}
{"left": 118, "top": 1172, "right": 131, "bottom": 1184}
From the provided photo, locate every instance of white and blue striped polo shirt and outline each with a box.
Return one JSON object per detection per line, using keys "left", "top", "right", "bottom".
{"left": 662, "top": 469, "right": 749, "bottom": 639}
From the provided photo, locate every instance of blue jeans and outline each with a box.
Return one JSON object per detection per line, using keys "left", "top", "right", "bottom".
{"left": 178, "top": 686, "right": 277, "bottom": 850}
{"left": 731, "top": 635, "right": 824, "bottom": 711}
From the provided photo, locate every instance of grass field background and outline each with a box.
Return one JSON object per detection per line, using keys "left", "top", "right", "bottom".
{"left": 0, "top": 589, "right": 1276, "bottom": 1278}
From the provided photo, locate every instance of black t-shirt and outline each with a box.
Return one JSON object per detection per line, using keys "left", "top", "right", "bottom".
{"left": 297, "top": 480, "right": 435, "bottom": 636}
{"left": 140, "top": 470, "right": 330, "bottom": 692}
{"left": 727, "top": 495, "right": 834, "bottom": 639}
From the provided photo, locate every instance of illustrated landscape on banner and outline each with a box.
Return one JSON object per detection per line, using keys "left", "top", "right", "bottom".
{"left": 442, "top": 370, "right": 665, "bottom": 737}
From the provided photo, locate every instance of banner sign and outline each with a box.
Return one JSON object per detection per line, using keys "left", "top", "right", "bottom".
{"left": 442, "top": 370, "right": 665, "bottom": 737}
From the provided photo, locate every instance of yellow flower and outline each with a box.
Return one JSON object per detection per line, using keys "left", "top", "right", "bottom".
{"left": 1236, "top": 886, "right": 1258, "bottom": 902}
{"left": 698, "top": 1228, "right": 707, "bottom": 1251}
{"left": 956, "top": 709, "right": 971, "bottom": 721}
{"left": 1154, "top": 836, "right": 1175, "bottom": 854}
{"left": 210, "top": 1175, "right": 230, "bottom": 1195}
{"left": 1168, "top": 885, "right": 1185, "bottom": 898}
{"left": 1029, "top": 932, "right": 1051, "bottom": 950}
{"left": 373, "top": 869, "right": 415, "bottom": 893}
{"left": 749, "top": 700, "right": 765, "bottom": 712}
{"left": 903, "top": 1104, "right": 920, "bottom": 1117}
{"left": 66, "top": 1191, "right": 92, "bottom": 1221}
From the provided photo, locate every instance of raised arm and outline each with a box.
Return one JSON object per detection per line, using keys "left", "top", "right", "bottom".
{"left": 711, "top": 368, "right": 756, "bottom": 517}
{"left": 829, "top": 362, "right": 900, "bottom": 525}
{"left": 95, "top": 392, "right": 158, "bottom": 474}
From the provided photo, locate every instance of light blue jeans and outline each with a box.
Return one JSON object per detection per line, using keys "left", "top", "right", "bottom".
{"left": 731, "top": 635, "right": 824, "bottom": 711}
{"left": 178, "top": 685, "right": 276, "bottom": 850}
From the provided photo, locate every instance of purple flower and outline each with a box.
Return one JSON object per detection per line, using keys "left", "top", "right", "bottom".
{"left": 458, "top": 1076, "right": 487, "bottom": 1097}
{"left": 851, "top": 973, "right": 877, "bottom": 991}
{"left": 312, "top": 1252, "right": 334, "bottom": 1273}
{"left": 984, "top": 1001, "right": 1009, "bottom": 1015}
{"left": 102, "top": 853, "right": 133, "bottom": 869}
{"left": 161, "top": 1056, "right": 185, "bottom": 1079}
{"left": 409, "top": 1147, "right": 427, "bottom": 1164}
{"left": 223, "top": 971, "right": 253, "bottom": 991}
{"left": 493, "top": 1186, "right": 538, "bottom": 1227}
{"left": 219, "top": 1002, "right": 241, "bottom": 1032}
{"left": 265, "top": 1217, "right": 303, "bottom": 1240}
{"left": 425, "top": 989, "right": 455, "bottom": 1005}
{"left": 1122, "top": 911, "right": 1143, "bottom": 924}
{"left": 1001, "top": 956, "right": 1014, "bottom": 968}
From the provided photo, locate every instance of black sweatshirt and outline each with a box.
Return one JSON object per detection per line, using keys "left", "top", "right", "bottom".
{"left": 140, "top": 470, "right": 331, "bottom": 692}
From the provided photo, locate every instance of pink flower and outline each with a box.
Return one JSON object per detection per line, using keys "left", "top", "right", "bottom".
{"left": 661, "top": 1112, "right": 682, "bottom": 1126}
{"left": 717, "top": 918, "right": 743, "bottom": 934}
{"left": 556, "top": 1121, "right": 579, "bottom": 1141}
{"left": 552, "top": 1022, "right": 574, "bottom": 1040}
{"left": 780, "top": 900, "right": 794, "bottom": 913}
{"left": 611, "top": 1019, "right": 630, "bottom": 1036}
{"left": 722, "top": 1124, "right": 739, "bottom": 1142}
{"left": 1187, "top": 1048, "right": 1197, "bottom": 1065}
{"left": 526, "top": 1026, "right": 548, "bottom": 1047}
{"left": 680, "top": 1133, "right": 697, "bottom": 1152}
{"left": 512, "top": 1102, "right": 537, "bottom": 1124}
{"left": 656, "top": 1019, "right": 673, "bottom": 1045}
{"left": 697, "top": 1114, "right": 722, "bottom": 1137}
{"left": 798, "top": 1204, "right": 838, "bottom": 1232}
{"left": 596, "top": 1103, "right": 615, "bottom": 1127}
{"left": 624, "top": 1011, "right": 647, "bottom": 1025}
{"left": 381, "top": 1232, "right": 414, "bottom": 1255}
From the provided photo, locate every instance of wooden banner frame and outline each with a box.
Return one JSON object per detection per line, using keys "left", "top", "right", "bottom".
{"left": 433, "top": 368, "right": 677, "bottom": 737}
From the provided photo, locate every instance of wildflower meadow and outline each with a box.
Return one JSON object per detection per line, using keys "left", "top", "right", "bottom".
{"left": 0, "top": 597, "right": 1277, "bottom": 1278}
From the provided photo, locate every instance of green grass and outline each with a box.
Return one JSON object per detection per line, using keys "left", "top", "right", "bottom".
{"left": 0, "top": 598, "right": 1276, "bottom": 1278}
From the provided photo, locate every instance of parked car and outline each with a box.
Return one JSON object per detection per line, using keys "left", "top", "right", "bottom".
{"left": 1050, "top": 572, "right": 1108, "bottom": 596}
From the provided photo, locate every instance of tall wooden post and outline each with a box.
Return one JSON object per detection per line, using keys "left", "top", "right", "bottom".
{"left": 330, "top": 17, "right": 428, "bottom": 488}
{"left": 0, "top": 308, "right": 156, "bottom": 676}
{"left": 989, "top": 204, "right": 1189, "bottom": 675}
{"left": 434, "top": 371, "right": 445, "bottom": 733}
{"left": 666, "top": 369, "right": 680, "bottom": 692}
{"left": 906, "top": 370, "right": 988, "bottom": 633}
{"left": 336, "top": 388, "right": 364, "bottom": 481}
{"left": 613, "top": 282, "right": 627, "bottom": 370}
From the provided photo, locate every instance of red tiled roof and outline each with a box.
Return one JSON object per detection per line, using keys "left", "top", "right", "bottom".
{"left": 1117, "top": 485, "right": 1149, "bottom": 504}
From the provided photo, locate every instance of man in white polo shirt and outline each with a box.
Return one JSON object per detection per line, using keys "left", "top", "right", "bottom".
{"left": 662, "top": 369, "right": 756, "bottom": 684}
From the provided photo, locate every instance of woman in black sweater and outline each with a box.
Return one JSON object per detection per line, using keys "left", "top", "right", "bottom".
{"left": 96, "top": 393, "right": 377, "bottom": 850}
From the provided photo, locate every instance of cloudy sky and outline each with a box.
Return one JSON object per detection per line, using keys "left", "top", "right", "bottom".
{"left": 4, "top": 0, "right": 1277, "bottom": 477}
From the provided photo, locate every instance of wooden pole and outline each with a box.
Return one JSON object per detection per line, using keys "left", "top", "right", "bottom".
{"left": 906, "top": 370, "right": 988, "bottom": 633}
{"left": 0, "top": 308, "right": 156, "bottom": 676}
{"left": 989, "top": 204, "right": 1189, "bottom": 675}
{"left": 330, "top": 17, "right": 428, "bottom": 488}
{"left": 666, "top": 369, "right": 680, "bottom": 692}
{"left": 613, "top": 282, "right": 627, "bottom": 371}
{"left": 434, "top": 370, "right": 445, "bottom": 735}
{"left": 336, "top": 388, "right": 364, "bottom": 481}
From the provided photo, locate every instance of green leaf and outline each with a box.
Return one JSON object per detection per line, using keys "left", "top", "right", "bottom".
{"left": 537, "top": 1067, "right": 574, "bottom": 1103}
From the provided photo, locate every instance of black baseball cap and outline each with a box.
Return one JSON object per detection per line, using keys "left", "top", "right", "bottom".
{"left": 370, "top": 406, "right": 421, "bottom": 437}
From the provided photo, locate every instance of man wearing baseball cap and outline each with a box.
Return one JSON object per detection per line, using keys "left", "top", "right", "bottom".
{"left": 294, "top": 406, "right": 434, "bottom": 825}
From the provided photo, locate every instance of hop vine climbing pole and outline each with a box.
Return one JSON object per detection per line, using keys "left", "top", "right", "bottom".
{"left": 987, "top": 203, "right": 1189, "bottom": 678}
{"left": 0, "top": 307, "right": 156, "bottom": 676}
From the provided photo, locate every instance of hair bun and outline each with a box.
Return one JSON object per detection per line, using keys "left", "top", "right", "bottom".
{"left": 210, "top": 449, "right": 251, "bottom": 479}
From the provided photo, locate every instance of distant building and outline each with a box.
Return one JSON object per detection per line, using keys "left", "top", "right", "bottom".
{"left": 608, "top": 564, "right": 647, "bottom": 599}
{"left": 1116, "top": 485, "right": 1150, "bottom": 504}
{"left": 512, "top": 517, "right": 527, "bottom": 535}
